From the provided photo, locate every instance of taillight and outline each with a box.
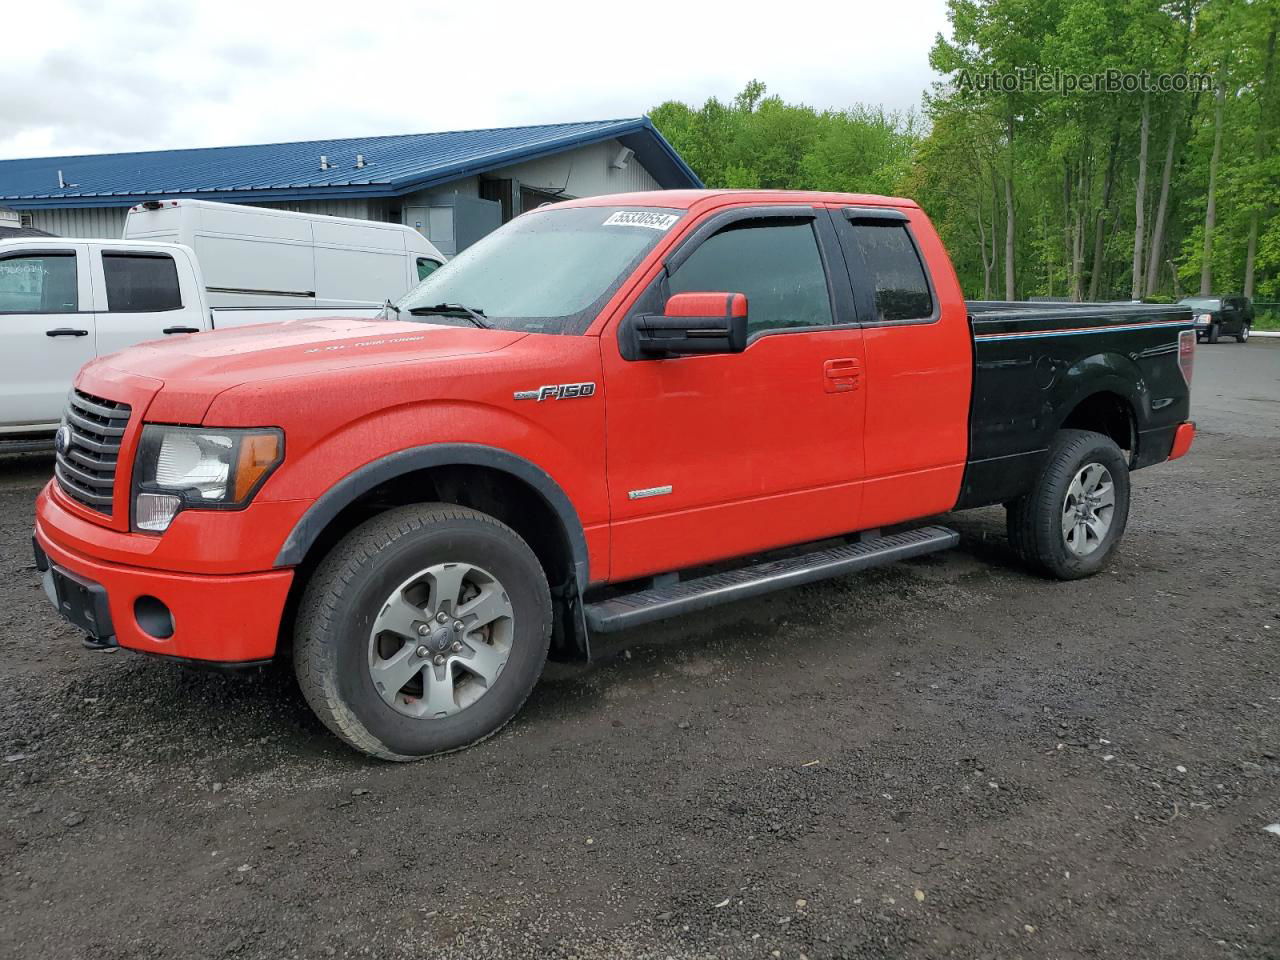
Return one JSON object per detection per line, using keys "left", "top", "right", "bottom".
{"left": 1178, "top": 329, "right": 1195, "bottom": 386}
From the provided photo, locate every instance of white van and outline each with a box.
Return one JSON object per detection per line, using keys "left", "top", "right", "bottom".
{"left": 122, "top": 199, "right": 444, "bottom": 308}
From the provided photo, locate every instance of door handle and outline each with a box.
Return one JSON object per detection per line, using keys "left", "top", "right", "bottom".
{"left": 46, "top": 328, "right": 89, "bottom": 337}
{"left": 163, "top": 326, "right": 200, "bottom": 335}
{"left": 823, "top": 357, "right": 861, "bottom": 393}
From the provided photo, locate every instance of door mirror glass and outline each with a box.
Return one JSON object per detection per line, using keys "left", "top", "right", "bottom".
{"left": 624, "top": 291, "right": 748, "bottom": 358}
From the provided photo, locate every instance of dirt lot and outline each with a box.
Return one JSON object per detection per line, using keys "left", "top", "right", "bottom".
{"left": 1, "top": 342, "right": 1277, "bottom": 960}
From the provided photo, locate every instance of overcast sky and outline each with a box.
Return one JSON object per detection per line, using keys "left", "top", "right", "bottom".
{"left": 0, "top": 0, "right": 950, "bottom": 161}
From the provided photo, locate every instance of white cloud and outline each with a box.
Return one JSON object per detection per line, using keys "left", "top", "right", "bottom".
{"left": 0, "top": 0, "right": 948, "bottom": 159}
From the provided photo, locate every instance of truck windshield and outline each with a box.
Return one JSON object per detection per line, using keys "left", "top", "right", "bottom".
{"left": 396, "top": 206, "right": 684, "bottom": 334}
{"left": 1180, "top": 297, "right": 1222, "bottom": 310}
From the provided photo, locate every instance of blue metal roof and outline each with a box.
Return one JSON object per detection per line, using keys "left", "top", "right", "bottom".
{"left": 0, "top": 118, "right": 701, "bottom": 208}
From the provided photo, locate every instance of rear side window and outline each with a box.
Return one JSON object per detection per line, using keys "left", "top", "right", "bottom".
{"left": 845, "top": 223, "right": 933, "bottom": 323}
{"left": 0, "top": 253, "right": 78, "bottom": 312}
{"left": 669, "top": 219, "right": 832, "bottom": 336}
{"left": 102, "top": 253, "right": 182, "bottom": 312}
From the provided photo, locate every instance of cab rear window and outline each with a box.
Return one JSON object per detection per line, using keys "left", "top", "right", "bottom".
{"left": 844, "top": 222, "right": 933, "bottom": 323}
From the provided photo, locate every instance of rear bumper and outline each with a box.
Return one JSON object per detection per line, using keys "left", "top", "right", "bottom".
{"left": 33, "top": 514, "right": 293, "bottom": 663}
{"left": 1168, "top": 421, "right": 1195, "bottom": 461}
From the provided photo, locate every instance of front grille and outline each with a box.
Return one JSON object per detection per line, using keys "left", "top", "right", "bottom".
{"left": 55, "top": 390, "right": 132, "bottom": 517}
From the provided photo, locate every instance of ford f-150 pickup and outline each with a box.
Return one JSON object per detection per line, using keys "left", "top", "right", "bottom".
{"left": 32, "top": 190, "right": 1198, "bottom": 760}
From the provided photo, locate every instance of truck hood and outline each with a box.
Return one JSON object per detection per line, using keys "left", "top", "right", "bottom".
{"left": 91, "top": 315, "right": 526, "bottom": 424}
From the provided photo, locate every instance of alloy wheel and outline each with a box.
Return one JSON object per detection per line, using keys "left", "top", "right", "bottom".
{"left": 1061, "top": 463, "right": 1116, "bottom": 557}
{"left": 367, "top": 562, "right": 514, "bottom": 718}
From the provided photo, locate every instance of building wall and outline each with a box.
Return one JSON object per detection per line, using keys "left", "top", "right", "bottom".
{"left": 494, "top": 138, "right": 660, "bottom": 198}
{"left": 396, "top": 176, "right": 482, "bottom": 211}
{"left": 258, "top": 198, "right": 374, "bottom": 220}
{"left": 27, "top": 206, "right": 128, "bottom": 239}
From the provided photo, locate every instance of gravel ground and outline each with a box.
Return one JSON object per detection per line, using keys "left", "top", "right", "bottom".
{"left": 1, "top": 342, "right": 1277, "bottom": 960}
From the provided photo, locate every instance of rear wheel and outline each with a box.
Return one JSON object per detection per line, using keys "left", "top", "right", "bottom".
{"left": 1238, "top": 323, "right": 1251, "bottom": 343}
{"left": 294, "top": 504, "right": 552, "bottom": 760}
{"left": 1006, "top": 429, "right": 1130, "bottom": 580}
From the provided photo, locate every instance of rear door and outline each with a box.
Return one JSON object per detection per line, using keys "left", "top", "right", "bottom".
{"left": 89, "top": 247, "right": 205, "bottom": 358}
{"left": 829, "top": 206, "right": 971, "bottom": 528}
{"left": 0, "top": 245, "right": 96, "bottom": 428}
{"left": 600, "top": 206, "right": 867, "bottom": 582}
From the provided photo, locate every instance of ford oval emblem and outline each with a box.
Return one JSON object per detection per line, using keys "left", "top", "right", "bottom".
{"left": 54, "top": 424, "right": 71, "bottom": 455}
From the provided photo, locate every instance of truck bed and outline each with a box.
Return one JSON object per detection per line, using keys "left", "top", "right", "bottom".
{"left": 957, "top": 300, "right": 1193, "bottom": 510}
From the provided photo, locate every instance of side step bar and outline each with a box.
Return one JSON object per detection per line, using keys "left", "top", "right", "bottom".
{"left": 585, "top": 525, "right": 959, "bottom": 633}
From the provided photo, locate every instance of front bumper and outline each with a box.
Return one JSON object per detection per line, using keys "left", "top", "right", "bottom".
{"left": 34, "top": 510, "right": 294, "bottom": 664}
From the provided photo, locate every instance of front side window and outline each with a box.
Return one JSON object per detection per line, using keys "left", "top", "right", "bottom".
{"left": 416, "top": 258, "right": 442, "bottom": 282}
{"left": 398, "top": 206, "right": 683, "bottom": 334}
{"left": 668, "top": 219, "right": 833, "bottom": 336}
{"left": 0, "top": 253, "right": 78, "bottom": 313}
{"left": 845, "top": 222, "right": 933, "bottom": 323}
{"left": 102, "top": 253, "right": 182, "bottom": 312}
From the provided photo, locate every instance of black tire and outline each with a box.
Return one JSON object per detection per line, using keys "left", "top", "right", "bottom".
{"left": 1237, "top": 323, "right": 1251, "bottom": 343}
{"left": 294, "top": 503, "right": 551, "bottom": 760}
{"left": 1206, "top": 322, "right": 1220, "bottom": 344}
{"left": 1005, "top": 429, "right": 1131, "bottom": 581}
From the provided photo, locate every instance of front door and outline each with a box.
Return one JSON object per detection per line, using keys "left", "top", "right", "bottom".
{"left": 600, "top": 208, "right": 867, "bottom": 583}
{"left": 0, "top": 245, "right": 96, "bottom": 429}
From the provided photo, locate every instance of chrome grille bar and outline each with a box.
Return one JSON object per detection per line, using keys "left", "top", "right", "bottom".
{"left": 54, "top": 390, "right": 132, "bottom": 517}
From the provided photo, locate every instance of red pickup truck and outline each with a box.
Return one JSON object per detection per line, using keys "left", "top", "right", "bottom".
{"left": 33, "top": 190, "right": 1197, "bottom": 760}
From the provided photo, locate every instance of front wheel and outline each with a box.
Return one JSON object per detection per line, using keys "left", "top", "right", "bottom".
{"left": 294, "top": 504, "right": 552, "bottom": 760}
{"left": 1006, "top": 429, "right": 1131, "bottom": 580}
{"left": 1206, "top": 322, "right": 1221, "bottom": 344}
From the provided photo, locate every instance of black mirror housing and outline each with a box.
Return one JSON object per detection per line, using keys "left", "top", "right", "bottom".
{"left": 622, "top": 292, "right": 748, "bottom": 359}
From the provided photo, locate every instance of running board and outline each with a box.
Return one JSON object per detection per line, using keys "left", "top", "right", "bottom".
{"left": 585, "top": 525, "right": 959, "bottom": 633}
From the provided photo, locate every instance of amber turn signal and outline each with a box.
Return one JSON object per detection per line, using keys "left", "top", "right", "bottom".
{"left": 234, "top": 432, "right": 283, "bottom": 502}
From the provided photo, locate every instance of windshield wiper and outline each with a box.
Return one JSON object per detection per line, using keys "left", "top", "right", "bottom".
{"left": 378, "top": 299, "right": 401, "bottom": 321}
{"left": 408, "top": 302, "right": 492, "bottom": 329}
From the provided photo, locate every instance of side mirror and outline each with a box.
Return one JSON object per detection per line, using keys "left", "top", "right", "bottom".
{"left": 623, "top": 291, "right": 748, "bottom": 359}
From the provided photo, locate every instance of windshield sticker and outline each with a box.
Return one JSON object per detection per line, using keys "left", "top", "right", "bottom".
{"left": 603, "top": 211, "right": 679, "bottom": 231}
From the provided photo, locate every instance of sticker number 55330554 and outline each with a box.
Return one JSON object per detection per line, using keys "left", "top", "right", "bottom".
{"left": 603, "top": 211, "right": 679, "bottom": 231}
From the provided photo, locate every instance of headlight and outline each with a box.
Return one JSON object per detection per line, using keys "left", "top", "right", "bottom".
{"left": 132, "top": 425, "right": 283, "bottom": 533}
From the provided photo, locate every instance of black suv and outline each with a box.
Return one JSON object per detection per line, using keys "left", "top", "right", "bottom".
{"left": 1180, "top": 295, "right": 1254, "bottom": 343}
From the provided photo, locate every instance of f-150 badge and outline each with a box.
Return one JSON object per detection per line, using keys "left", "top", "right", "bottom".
{"left": 513, "top": 382, "right": 597, "bottom": 402}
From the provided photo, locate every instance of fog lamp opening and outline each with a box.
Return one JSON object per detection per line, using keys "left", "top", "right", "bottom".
{"left": 134, "top": 595, "right": 175, "bottom": 640}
